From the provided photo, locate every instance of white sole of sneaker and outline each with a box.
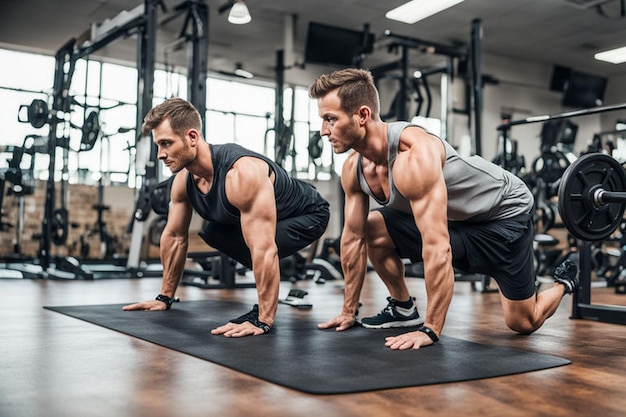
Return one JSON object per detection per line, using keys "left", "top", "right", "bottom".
{"left": 360, "top": 318, "right": 424, "bottom": 329}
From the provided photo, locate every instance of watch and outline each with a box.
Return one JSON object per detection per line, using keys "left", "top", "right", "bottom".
{"left": 155, "top": 294, "right": 174, "bottom": 310}
{"left": 417, "top": 325, "right": 439, "bottom": 343}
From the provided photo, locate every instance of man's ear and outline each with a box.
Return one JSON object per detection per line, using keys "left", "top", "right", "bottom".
{"left": 357, "top": 106, "right": 371, "bottom": 125}
{"left": 186, "top": 128, "right": 200, "bottom": 145}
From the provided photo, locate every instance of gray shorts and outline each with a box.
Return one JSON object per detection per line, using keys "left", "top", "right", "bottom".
{"left": 376, "top": 207, "right": 536, "bottom": 300}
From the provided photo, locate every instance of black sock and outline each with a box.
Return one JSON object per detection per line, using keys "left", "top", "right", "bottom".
{"left": 395, "top": 297, "right": 414, "bottom": 308}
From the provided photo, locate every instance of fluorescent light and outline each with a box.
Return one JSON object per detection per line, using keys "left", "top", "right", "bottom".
{"left": 386, "top": 0, "right": 465, "bottom": 24}
{"left": 234, "top": 68, "right": 254, "bottom": 78}
{"left": 595, "top": 46, "right": 626, "bottom": 64}
{"left": 228, "top": 1, "right": 251, "bottom": 25}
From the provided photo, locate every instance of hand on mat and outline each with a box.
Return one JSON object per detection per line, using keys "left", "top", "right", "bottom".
{"left": 122, "top": 300, "right": 167, "bottom": 311}
{"left": 317, "top": 314, "right": 355, "bottom": 331}
{"left": 211, "top": 321, "right": 266, "bottom": 337}
{"left": 385, "top": 330, "right": 433, "bottom": 350}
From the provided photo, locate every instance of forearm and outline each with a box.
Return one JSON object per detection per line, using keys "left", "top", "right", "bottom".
{"left": 340, "top": 238, "right": 368, "bottom": 316}
{"left": 251, "top": 249, "right": 280, "bottom": 327}
{"left": 422, "top": 248, "right": 455, "bottom": 335}
{"left": 159, "top": 233, "right": 189, "bottom": 297}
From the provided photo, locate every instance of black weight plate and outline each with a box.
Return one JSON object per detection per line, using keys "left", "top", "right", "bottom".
{"left": 558, "top": 153, "right": 626, "bottom": 241}
{"left": 28, "top": 99, "right": 49, "bottom": 129}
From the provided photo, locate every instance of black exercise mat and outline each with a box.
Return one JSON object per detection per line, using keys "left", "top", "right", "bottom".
{"left": 44, "top": 300, "right": 570, "bottom": 394}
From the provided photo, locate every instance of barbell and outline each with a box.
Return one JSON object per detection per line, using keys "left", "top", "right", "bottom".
{"left": 557, "top": 152, "right": 626, "bottom": 241}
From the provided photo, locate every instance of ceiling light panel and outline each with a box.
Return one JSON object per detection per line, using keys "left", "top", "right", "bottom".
{"left": 385, "top": 0, "right": 466, "bottom": 24}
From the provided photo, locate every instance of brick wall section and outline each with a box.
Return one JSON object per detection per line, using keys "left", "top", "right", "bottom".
{"left": 1, "top": 181, "right": 209, "bottom": 260}
{"left": 2, "top": 177, "right": 343, "bottom": 262}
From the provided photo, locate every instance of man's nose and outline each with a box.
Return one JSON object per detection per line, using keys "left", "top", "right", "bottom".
{"left": 320, "top": 122, "right": 330, "bottom": 137}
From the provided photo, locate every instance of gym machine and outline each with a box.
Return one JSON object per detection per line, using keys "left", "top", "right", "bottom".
{"left": 371, "top": 19, "right": 483, "bottom": 148}
{"left": 498, "top": 102, "right": 626, "bottom": 325}
{"left": 13, "top": 0, "right": 162, "bottom": 279}
{"left": 0, "top": 137, "right": 41, "bottom": 278}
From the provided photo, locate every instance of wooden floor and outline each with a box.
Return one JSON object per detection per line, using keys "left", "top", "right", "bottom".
{"left": 2, "top": 269, "right": 626, "bottom": 417}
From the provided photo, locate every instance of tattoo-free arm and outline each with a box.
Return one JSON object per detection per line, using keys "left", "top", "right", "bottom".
{"left": 123, "top": 171, "right": 192, "bottom": 311}
{"left": 210, "top": 157, "right": 279, "bottom": 337}
{"left": 318, "top": 154, "right": 369, "bottom": 331}
{"left": 386, "top": 131, "right": 454, "bottom": 349}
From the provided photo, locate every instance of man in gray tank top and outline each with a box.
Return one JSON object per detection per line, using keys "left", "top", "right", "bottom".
{"left": 309, "top": 68, "right": 578, "bottom": 349}
{"left": 123, "top": 98, "right": 330, "bottom": 337}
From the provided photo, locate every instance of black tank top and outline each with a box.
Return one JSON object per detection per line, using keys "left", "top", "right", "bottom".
{"left": 186, "top": 143, "right": 326, "bottom": 224}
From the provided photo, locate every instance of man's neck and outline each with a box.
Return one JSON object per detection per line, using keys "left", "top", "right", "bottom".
{"left": 186, "top": 140, "right": 214, "bottom": 179}
{"left": 356, "top": 121, "right": 388, "bottom": 166}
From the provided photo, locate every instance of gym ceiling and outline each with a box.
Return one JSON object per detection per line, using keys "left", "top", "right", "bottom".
{"left": 2, "top": 0, "right": 626, "bottom": 85}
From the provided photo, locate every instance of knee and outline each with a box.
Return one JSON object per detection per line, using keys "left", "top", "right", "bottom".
{"left": 505, "top": 315, "right": 538, "bottom": 335}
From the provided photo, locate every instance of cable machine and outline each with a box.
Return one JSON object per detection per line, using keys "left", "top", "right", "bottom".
{"left": 28, "top": 0, "right": 160, "bottom": 279}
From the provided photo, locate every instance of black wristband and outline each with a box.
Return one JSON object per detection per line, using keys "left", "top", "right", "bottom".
{"left": 155, "top": 294, "right": 174, "bottom": 310}
{"left": 230, "top": 304, "right": 272, "bottom": 333}
{"left": 418, "top": 325, "right": 439, "bottom": 343}
{"left": 255, "top": 321, "right": 272, "bottom": 334}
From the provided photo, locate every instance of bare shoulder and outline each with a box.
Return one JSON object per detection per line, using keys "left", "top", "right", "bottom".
{"left": 226, "top": 157, "right": 273, "bottom": 209}
{"left": 340, "top": 151, "right": 361, "bottom": 192}
{"left": 170, "top": 170, "right": 189, "bottom": 202}
{"left": 394, "top": 128, "right": 446, "bottom": 199}
{"left": 398, "top": 126, "right": 445, "bottom": 167}
{"left": 229, "top": 156, "right": 269, "bottom": 179}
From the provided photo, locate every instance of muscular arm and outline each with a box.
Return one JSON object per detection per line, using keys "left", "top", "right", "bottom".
{"left": 158, "top": 172, "right": 193, "bottom": 298}
{"left": 318, "top": 153, "right": 370, "bottom": 331}
{"left": 387, "top": 130, "right": 454, "bottom": 348}
{"left": 212, "top": 157, "right": 280, "bottom": 336}
{"left": 123, "top": 171, "right": 192, "bottom": 311}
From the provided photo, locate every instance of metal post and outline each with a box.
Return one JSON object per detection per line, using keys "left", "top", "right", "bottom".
{"left": 187, "top": 0, "right": 208, "bottom": 135}
{"left": 470, "top": 18, "right": 483, "bottom": 156}
{"left": 398, "top": 45, "right": 410, "bottom": 121}
{"left": 440, "top": 58, "right": 453, "bottom": 142}
{"left": 127, "top": 0, "right": 157, "bottom": 270}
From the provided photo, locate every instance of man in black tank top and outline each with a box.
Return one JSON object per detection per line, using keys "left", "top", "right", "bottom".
{"left": 309, "top": 68, "right": 578, "bottom": 349}
{"left": 123, "top": 98, "right": 330, "bottom": 337}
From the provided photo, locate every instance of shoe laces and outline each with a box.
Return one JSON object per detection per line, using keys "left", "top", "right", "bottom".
{"left": 381, "top": 296, "right": 398, "bottom": 318}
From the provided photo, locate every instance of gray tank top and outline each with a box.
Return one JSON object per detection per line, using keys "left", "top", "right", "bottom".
{"left": 356, "top": 121, "right": 533, "bottom": 222}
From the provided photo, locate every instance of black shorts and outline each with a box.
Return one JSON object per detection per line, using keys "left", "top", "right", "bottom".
{"left": 199, "top": 202, "right": 330, "bottom": 269}
{"left": 376, "top": 207, "right": 536, "bottom": 300}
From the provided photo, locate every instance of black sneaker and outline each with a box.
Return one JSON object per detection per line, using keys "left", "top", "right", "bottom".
{"left": 553, "top": 259, "right": 579, "bottom": 295}
{"left": 360, "top": 296, "right": 423, "bottom": 329}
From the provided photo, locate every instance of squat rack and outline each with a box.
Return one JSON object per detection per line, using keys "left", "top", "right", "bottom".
{"left": 37, "top": 0, "right": 159, "bottom": 278}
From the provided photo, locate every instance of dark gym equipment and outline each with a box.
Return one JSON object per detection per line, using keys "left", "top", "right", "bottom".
{"left": 14, "top": 0, "right": 162, "bottom": 280}
{"left": 557, "top": 153, "right": 626, "bottom": 242}
{"left": 278, "top": 289, "right": 312, "bottom": 309}
{"left": 500, "top": 102, "right": 626, "bottom": 326}
{"left": 17, "top": 99, "right": 50, "bottom": 129}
